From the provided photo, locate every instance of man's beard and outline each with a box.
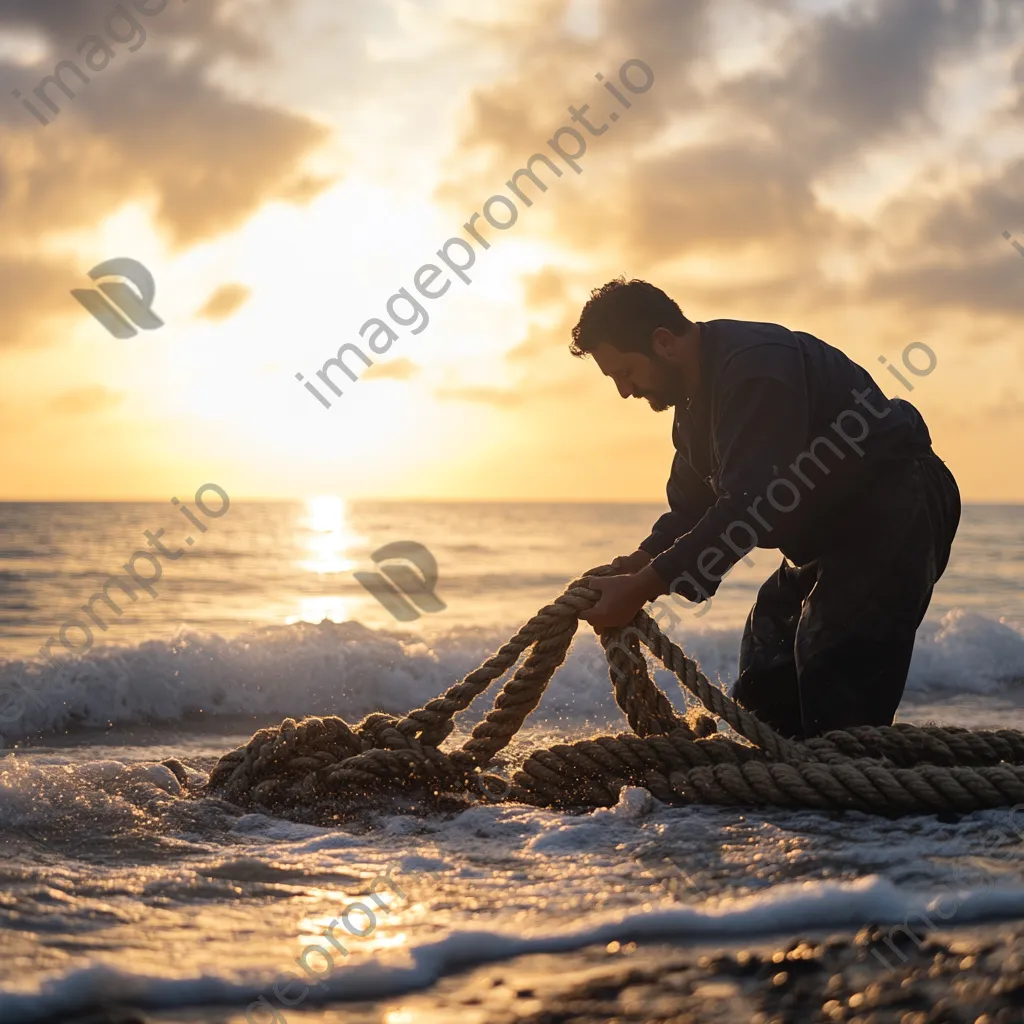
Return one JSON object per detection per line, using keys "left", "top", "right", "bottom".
{"left": 641, "top": 352, "right": 686, "bottom": 412}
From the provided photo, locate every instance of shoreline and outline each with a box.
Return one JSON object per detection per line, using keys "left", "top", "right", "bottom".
{"left": 37, "top": 918, "right": 1024, "bottom": 1024}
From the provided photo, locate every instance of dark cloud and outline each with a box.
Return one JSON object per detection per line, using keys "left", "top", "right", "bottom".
{"left": 0, "top": 54, "right": 330, "bottom": 247}
{"left": 901, "top": 161, "right": 1024, "bottom": 255}
{"left": 444, "top": 0, "right": 1024, "bottom": 344}
{"left": 1012, "top": 47, "right": 1024, "bottom": 116}
{"left": 603, "top": 0, "right": 712, "bottom": 75}
{"left": 860, "top": 251, "right": 1024, "bottom": 316}
{"left": 0, "top": 0, "right": 275, "bottom": 59}
{"left": 720, "top": 0, "right": 1012, "bottom": 170}
{"left": 554, "top": 139, "right": 862, "bottom": 265}
{"left": 856, "top": 157, "right": 1024, "bottom": 314}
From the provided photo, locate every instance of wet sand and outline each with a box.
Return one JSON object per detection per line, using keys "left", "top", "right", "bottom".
{"left": 53, "top": 919, "right": 1024, "bottom": 1024}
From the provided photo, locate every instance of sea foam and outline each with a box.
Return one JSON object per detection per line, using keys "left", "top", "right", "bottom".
{"left": 0, "top": 609, "right": 1021, "bottom": 745}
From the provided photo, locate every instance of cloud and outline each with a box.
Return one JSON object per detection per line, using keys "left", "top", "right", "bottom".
{"left": 435, "top": 1, "right": 1017, "bottom": 249}
{"left": 719, "top": 0, "right": 1013, "bottom": 171}
{"left": 432, "top": 0, "right": 713, "bottom": 209}
{"left": 506, "top": 310, "right": 581, "bottom": 367}
{"left": 860, "top": 252, "right": 1024, "bottom": 317}
{"left": 49, "top": 384, "right": 123, "bottom": 414}
{"left": 522, "top": 265, "right": 571, "bottom": 308}
{"left": 855, "top": 157, "right": 1024, "bottom": 315}
{"left": 0, "top": 254, "right": 82, "bottom": 349}
{"left": 0, "top": 55, "right": 331, "bottom": 248}
{"left": 0, "top": 0, "right": 333, "bottom": 350}
{"left": 898, "top": 163, "right": 1024, "bottom": 255}
{"left": 0, "top": 0, "right": 273, "bottom": 59}
{"left": 195, "top": 283, "right": 251, "bottom": 322}
{"left": 558, "top": 139, "right": 860, "bottom": 268}
{"left": 948, "top": 387, "right": 1024, "bottom": 430}
{"left": 364, "top": 357, "right": 420, "bottom": 381}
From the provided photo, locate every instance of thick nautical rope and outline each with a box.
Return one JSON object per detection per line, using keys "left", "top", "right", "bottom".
{"left": 202, "top": 566, "right": 1024, "bottom": 820}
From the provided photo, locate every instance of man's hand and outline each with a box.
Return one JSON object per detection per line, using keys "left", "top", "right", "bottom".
{"left": 609, "top": 549, "right": 652, "bottom": 574}
{"left": 579, "top": 565, "right": 666, "bottom": 631}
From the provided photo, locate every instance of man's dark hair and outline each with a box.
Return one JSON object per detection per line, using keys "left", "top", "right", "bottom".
{"left": 569, "top": 276, "right": 691, "bottom": 357}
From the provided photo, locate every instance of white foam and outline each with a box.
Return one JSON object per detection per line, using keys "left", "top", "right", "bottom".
{"left": 1, "top": 609, "right": 1022, "bottom": 747}
{"left": 910, "top": 609, "right": 1024, "bottom": 695}
{"left": 0, "top": 756, "right": 185, "bottom": 829}
{"left": 3, "top": 875, "right": 1024, "bottom": 1023}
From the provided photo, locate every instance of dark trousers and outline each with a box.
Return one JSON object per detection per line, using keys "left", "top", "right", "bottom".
{"left": 730, "top": 450, "right": 961, "bottom": 740}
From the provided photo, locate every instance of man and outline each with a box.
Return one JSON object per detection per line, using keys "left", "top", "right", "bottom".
{"left": 572, "top": 277, "right": 960, "bottom": 740}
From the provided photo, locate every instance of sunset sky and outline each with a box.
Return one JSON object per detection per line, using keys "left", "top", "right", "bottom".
{"left": 1, "top": 0, "right": 1022, "bottom": 502}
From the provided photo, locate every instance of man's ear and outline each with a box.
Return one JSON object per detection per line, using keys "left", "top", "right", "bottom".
{"left": 650, "top": 326, "right": 676, "bottom": 358}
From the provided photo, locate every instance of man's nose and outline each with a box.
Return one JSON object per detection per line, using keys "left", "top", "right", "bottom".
{"left": 615, "top": 381, "right": 632, "bottom": 399}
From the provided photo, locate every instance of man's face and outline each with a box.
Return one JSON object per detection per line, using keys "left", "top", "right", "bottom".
{"left": 590, "top": 341, "right": 684, "bottom": 412}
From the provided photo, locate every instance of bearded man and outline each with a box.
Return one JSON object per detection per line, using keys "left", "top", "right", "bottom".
{"left": 572, "top": 277, "right": 960, "bottom": 740}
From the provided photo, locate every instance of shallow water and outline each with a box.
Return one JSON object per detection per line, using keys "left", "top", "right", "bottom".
{"left": 1, "top": 501, "right": 1023, "bottom": 1021}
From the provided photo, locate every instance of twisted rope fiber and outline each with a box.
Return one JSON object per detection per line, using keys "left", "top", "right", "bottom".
{"left": 202, "top": 565, "right": 1024, "bottom": 820}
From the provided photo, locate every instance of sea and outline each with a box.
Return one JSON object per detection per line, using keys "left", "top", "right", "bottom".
{"left": 1, "top": 499, "right": 1022, "bottom": 1023}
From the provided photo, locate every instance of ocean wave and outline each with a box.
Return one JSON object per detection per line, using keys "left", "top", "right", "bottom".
{"left": 0, "top": 609, "right": 1021, "bottom": 745}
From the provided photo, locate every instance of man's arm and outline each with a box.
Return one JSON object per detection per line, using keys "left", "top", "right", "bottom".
{"left": 584, "top": 457, "right": 714, "bottom": 626}
{"left": 649, "top": 377, "right": 812, "bottom": 600}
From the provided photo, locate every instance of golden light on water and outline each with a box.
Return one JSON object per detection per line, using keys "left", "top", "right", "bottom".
{"left": 364, "top": 930, "right": 411, "bottom": 951}
{"left": 299, "top": 495, "right": 364, "bottom": 575}
{"left": 284, "top": 595, "right": 352, "bottom": 626}
{"left": 299, "top": 908, "right": 412, "bottom": 957}
{"left": 283, "top": 495, "right": 366, "bottom": 624}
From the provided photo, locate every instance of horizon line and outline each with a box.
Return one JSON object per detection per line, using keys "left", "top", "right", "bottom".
{"left": 0, "top": 496, "right": 1021, "bottom": 506}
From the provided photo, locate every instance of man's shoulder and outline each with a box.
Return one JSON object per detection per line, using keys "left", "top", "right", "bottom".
{"left": 704, "top": 318, "right": 807, "bottom": 347}
{"left": 703, "top": 318, "right": 808, "bottom": 385}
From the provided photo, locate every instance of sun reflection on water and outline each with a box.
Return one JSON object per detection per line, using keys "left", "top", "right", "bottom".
{"left": 285, "top": 594, "right": 352, "bottom": 626}
{"left": 282, "top": 495, "right": 366, "bottom": 625}
{"left": 298, "top": 495, "right": 364, "bottom": 575}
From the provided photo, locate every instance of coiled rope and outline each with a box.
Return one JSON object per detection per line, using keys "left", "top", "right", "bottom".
{"left": 203, "top": 565, "right": 1024, "bottom": 821}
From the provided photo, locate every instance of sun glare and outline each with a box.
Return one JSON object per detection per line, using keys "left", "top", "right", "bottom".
{"left": 299, "top": 495, "right": 365, "bottom": 575}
